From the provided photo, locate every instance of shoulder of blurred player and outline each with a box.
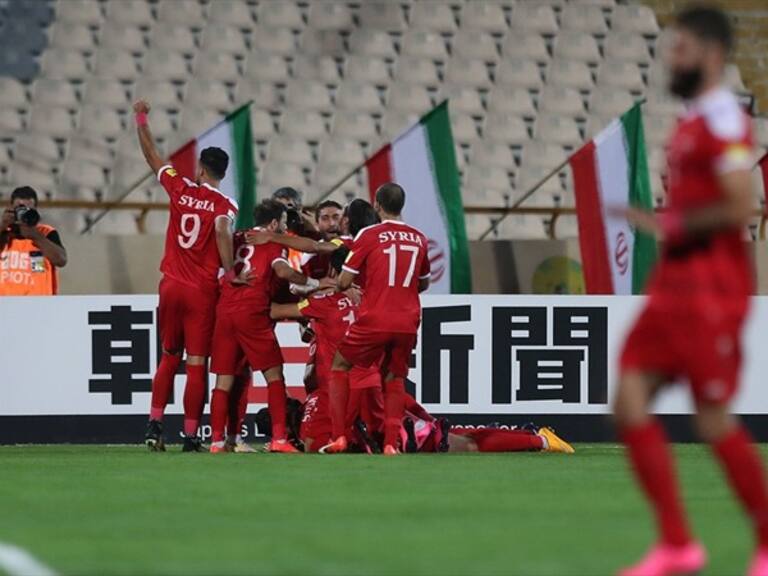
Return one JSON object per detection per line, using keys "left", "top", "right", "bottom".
{"left": 693, "top": 87, "right": 749, "bottom": 141}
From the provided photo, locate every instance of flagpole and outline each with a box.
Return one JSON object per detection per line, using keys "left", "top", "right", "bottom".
{"left": 80, "top": 100, "right": 254, "bottom": 235}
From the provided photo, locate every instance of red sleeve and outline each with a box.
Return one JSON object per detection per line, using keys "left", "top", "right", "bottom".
{"left": 703, "top": 106, "right": 755, "bottom": 175}
{"left": 418, "top": 235, "right": 431, "bottom": 280}
{"left": 298, "top": 295, "right": 327, "bottom": 320}
{"left": 342, "top": 230, "right": 374, "bottom": 276}
{"left": 269, "top": 243, "right": 290, "bottom": 268}
{"left": 157, "top": 164, "right": 188, "bottom": 202}
{"left": 216, "top": 197, "right": 238, "bottom": 223}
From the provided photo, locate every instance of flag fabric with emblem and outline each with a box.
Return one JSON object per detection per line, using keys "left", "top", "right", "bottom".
{"left": 364, "top": 101, "right": 472, "bottom": 294}
{"left": 169, "top": 103, "right": 257, "bottom": 230}
{"left": 569, "top": 103, "right": 657, "bottom": 294}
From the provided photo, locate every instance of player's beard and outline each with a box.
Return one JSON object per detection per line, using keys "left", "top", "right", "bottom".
{"left": 668, "top": 65, "right": 704, "bottom": 100}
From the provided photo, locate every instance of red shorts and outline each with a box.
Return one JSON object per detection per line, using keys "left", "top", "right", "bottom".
{"left": 301, "top": 390, "right": 331, "bottom": 452}
{"left": 158, "top": 276, "right": 218, "bottom": 356}
{"left": 337, "top": 325, "right": 416, "bottom": 379}
{"left": 210, "top": 309, "right": 283, "bottom": 375}
{"left": 620, "top": 302, "right": 745, "bottom": 405}
{"left": 350, "top": 365, "right": 381, "bottom": 390}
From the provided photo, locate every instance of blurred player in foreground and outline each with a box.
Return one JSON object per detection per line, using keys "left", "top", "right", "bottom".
{"left": 614, "top": 7, "right": 768, "bottom": 576}
{"left": 134, "top": 99, "right": 238, "bottom": 452}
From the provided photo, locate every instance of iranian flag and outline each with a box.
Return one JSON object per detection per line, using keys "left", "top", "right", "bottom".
{"left": 364, "top": 101, "right": 472, "bottom": 293}
{"left": 570, "top": 103, "right": 657, "bottom": 294}
{"left": 170, "top": 103, "right": 257, "bottom": 229}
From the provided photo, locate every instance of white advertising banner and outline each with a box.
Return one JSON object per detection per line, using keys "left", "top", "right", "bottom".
{"left": 2, "top": 295, "right": 768, "bottom": 417}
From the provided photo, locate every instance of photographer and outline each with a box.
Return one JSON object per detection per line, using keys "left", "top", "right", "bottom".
{"left": 0, "top": 186, "right": 67, "bottom": 296}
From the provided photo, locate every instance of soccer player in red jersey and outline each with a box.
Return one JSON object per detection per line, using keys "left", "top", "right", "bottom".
{"left": 613, "top": 8, "right": 768, "bottom": 576}
{"left": 320, "top": 183, "right": 430, "bottom": 456}
{"left": 133, "top": 100, "right": 238, "bottom": 453}
{"left": 208, "top": 200, "right": 333, "bottom": 454}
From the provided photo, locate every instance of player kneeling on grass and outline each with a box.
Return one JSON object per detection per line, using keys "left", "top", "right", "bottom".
{"left": 208, "top": 200, "right": 334, "bottom": 454}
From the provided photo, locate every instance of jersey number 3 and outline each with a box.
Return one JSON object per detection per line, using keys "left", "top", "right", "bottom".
{"left": 178, "top": 214, "right": 201, "bottom": 249}
{"left": 383, "top": 244, "right": 419, "bottom": 287}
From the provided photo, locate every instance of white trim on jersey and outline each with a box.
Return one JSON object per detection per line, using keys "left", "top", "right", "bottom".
{"left": 342, "top": 265, "right": 359, "bottom": 275}
{"left": 157, "top": 164, "right": 173, "bottom": 181}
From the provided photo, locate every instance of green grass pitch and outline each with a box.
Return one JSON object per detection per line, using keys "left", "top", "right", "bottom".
{"left": 0, "top": 444, "right": 760, "bottom": 575}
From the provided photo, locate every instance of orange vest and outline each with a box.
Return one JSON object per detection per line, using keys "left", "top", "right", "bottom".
{"left": 0, "top": 224, "right": 59, "bottom": 296}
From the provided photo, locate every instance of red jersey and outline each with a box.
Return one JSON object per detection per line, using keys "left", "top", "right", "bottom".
{"left": 157, "top": 164, "right": 238, "bottom": 292}
{"left": 342, "top": 220, "right": 430, "bottom": 334}
{"left": 649, "top": 87, "right": 755, "bottom": 311}
{"left": 299, "top": 291, "right": 357, "bottom": 383}
{"left": 218, "top": 230, "right": 290, "bottom": 329}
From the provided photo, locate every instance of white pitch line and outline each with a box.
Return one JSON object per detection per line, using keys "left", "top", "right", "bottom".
{"left": 0, "top": 542, "right": 58, "bottom": 576}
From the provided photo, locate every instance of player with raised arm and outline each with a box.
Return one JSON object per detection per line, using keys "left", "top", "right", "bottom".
{"left": 613, "top": 7, "right": 768, "bottom": 576}
{"left": 208, "top": 200, "right": 334, "bottom": 454}
{"left": 134, "top": 100, "right": 237, "bottom": 452}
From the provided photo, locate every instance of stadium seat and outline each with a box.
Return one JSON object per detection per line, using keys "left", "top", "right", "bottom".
{"left": 510, "top": 4, "right": 558, "bottom": 35}
{"left": 307, "top": 3, "right": 353, "bottom": 31}
{"left": 208, "top": 1, "right": 254, "bottom": 28}
{"left": 66, "top": 136, "right": 115, "bottom": 169}
{"left": 335, "top": 82, "right": 383, "bottom": 114}
{"left": 401, "top": 30, "right": 449, "bottom": 61}
{"left": 285, "top": 80, "right": 333, "bottom": 113}
{"left": 201, "top": 24, "right": 248, "bottom": 55}
{"left": 115, "top": 132, "right": 148, "bottom": 163}
{"left": 79, "top": 105, "right": 124, "bottom": 139}
{"left": 497, "top": 215, "right": 549, "bottom": 240}
{"left": 452, "top": 30, "right": 499, "bottom": 63}
{"left": 440, "top": 85, "right": 484, "bottom": 116}
{"left": 345, "top": 56, "right": 391, "bottom": 87}
{"left": 0, "top": 109, "right": 23, "bottom": 133}
{"left": 553, "top": 32, "right": 601, "bottom": 64}
{"left": 49, "top": 21, "right": 96, "bottom": 52}
{"left": 302, "top": 30, "right": 348, "bottom": 58}
{"left": 444, "top": 58, "right": 492, "bottom": 89}
{"left": 32, "top": 78, "right": 79, "bottom": 109}
{"left": 245, "top": 54, "right": 290, "bottom": 83}
{"left": 281, "top": 111, "right": 327, "bottom": 140}
{"left": 381, "top": 111, "right": 419, "bottom": 140}
{"left": 268, "top": 136, "right": 314, "bottom": 166}
{"left": 260, "top": 161, "right": 307, "bottom": 190}
{"left": 471, "top": 140, "right": 515, "bottom": 170}
{"left": 292, "top": 55, "right": 341, "bottom": 84}
{"left": 643, "top": 113, "right": 674, "bottom": 147}
{"left": 56, "top": 0, "right": 103, "bottom": 27}
{"left": 195, "top": 53, "right": 241, "bottom": 83}
{"left": 5, "top": 0, "right": 54, "bottom": 27}
{"left": 359, "top": 2, "right": 407, "bottom": 32}
{"left": 178, "top": 106, "right": 223, "bottom": 138}
{"left": 252, "top": 26, "right": 296, "bottom": 55}
{"left": 93, "top": 211, "right": 141, "bottom": 234}
{"left": 596, "top": 60, "right": 645, "bottom": 91}
{"left": 94, "top": 48, "right": 140, "bottom": 81}
{"left": 461, "top": 2, "right": 508, "bottom": 34}
{"left": 487, "top": 88, "right": 536, "bottom": 118}
{"left": 521, "top": 139, "right": 568, "bottom": 170}
{"left": 157, "top": 0, "right": 206, "bottom": 27}
{"left": 149, "top": 24, "right": 196, "bottom": 55}
{"left": 451, "top": 113, "right": 480, "bottom": 143}
{"left": 603, "top": 34, "right": 652, "bottom": 64}
{"left": 83, "top": 78, "right": 130, "bottom": 108}
{"left": 9, "top": 164, "right": 57, "bottom": 195}
{"left": 105, "top": 0, "right": 154, "bottom": 28}
{"left": 0, "top": 78, "right": 28, "bottom": 108}
{"left": 15, "top": 133, "right": 61, "bottom": 165}
{"left": 553, "top": 215, "right": 580, "bottom": 239}
{"left": 484, "top": 113, "right": 530, "bottom": 145}
{"left": 496, "top": 59, "right": 543, "bottom": 90}
{"left": 559, "top": 4, "right": 608, "bottom": 34}
{"left": 40, "top": 50, "right": 89, "bottom": 80}
{"left": 29, "top": 105, "right": 75, "bottom": 138}
{"left": 546, "top": 59, "right": 593, "bottom": 90}
{"left": 535, "top": 115, "right": 582, "bottom": 147}
{"left": 314, "top": 162, "right": 355, "bottom": 191}
{"left": 463, "top": 214, "right": 494, "bottom": 240}
{"left": 463, "top": 186, "right": 509, "bottom": 209}
{"left": 646, "top": 62, "right": 668, "bottom": 90}
{"left": 0, "top": 47, "right": 39, "bottom": 82}
{"left": 539, "top": 86, "right": 586, "bottom": 118}
{"left": 249, "top": 108, "right": 275, "bottom": 140}
{"left": 611, "top": 5, "right": 660, "bottom": 35}
{"left": 60, "top": 158, "right": 107, "bottom": 197}
{"left": 99, "top": 23, "right": 146, "bottom": 54}
{"left": 501, "top": 33, "right": 550, "bottom": 64}
{"left": 465, "top": 166, "right": 512, "bottom": 200}
{"left": 142, "top": 109, "right": 174, "bottom": 139}
{"left": 318, "top": 138, "right": 366, "bottom": 167}
{"left": 409, "top": 2, "right": 456, "bottom": 33}
{"left": 645, "top": 91, "right": 684, "bottom": 116}
{"left": 332, "top": 112, "right": 378, "bottom": 142}
{"left": 134, "top": 80, "right": 181, "bottom": 110}
{"left": 517, "top": 166, "right": 564, "bottom": 203}
{"left": 257, "top": 1, "right": 305, "bottom": 30}
{"left": 589, "top": 88, "right": 636, "bottom": 118}
{"left": 234, "top": 78, "right": 278, "bottom": 109}
{"left": 725, "top": 64, "right": 747, "bottom": 92}
{"left": 183, "top": 79, "right": 232, "bottom": 111}
{"left": 393, "top": 57, "right": 440, "bottom": 88}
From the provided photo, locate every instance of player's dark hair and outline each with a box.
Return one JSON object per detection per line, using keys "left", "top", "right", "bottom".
{"left": 10, "top": 186, "right": 38, "bottom": 205}
{"left": 676, "top": 4, "right": 733, "bottom": 54}
{"left": 199, "top": 147, "right": 229, "bottom": 181}
{"left": 375, "top": 183, "right": 405, "bottom": 216}
{"left": 253, "top": 199, "right": 287, "bottom": 227}
{"left": 315, "top": 200, "right": 343, "bottom": 222}
{"left": 346, "top": 198, "right": 380, "bottom": 236}
{"left": 272, "top": 186, "right": 303, "bottom": 208}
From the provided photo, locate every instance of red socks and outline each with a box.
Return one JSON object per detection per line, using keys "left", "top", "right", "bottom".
{"left": 267, "top": 379, "right": 288, "bottom": 441}
{"left": 712, "top": 426, "right": 768, "bottom": 548}
{"left": 183, "top": 364, "right": 207, "bottom": 437}
{"left": 227, "top": 375, "right": 250, "bottom": 439}
{"left": 471, "top": 429, "right": 544, "bottom": 452}
{"left": 383, "top": 378, "right": 406, "bottom": 449}
{"left": 621, "top": 420, "right": 692, "bottom": 547}
{"left": 209, "top": 388, "right": 229, "bottom": 443}
{"left": 149, "top": 354, "right": 181, "bottom": 421}
{"left": 330, "top": 370, "right": 350, "bottom": 439}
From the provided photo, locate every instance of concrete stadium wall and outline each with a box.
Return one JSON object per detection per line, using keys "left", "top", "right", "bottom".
{"left": 56, "top": 234, "right": 768, "bottom": 295}
{"left": 642, "top": 0, "right": 768, "bottom": 113}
